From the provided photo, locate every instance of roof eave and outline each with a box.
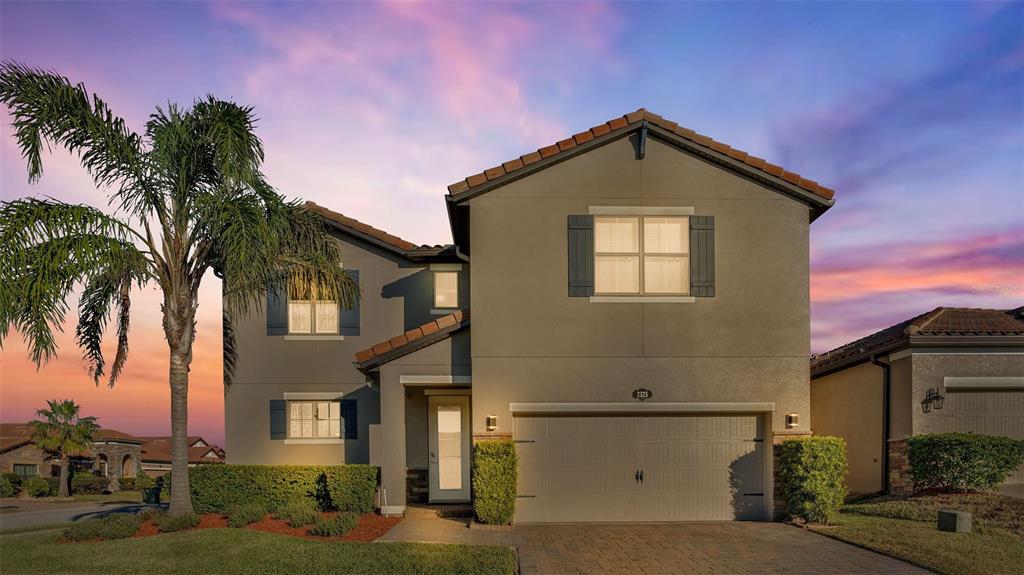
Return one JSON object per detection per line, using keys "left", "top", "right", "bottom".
{"left": 354, "top": 318, "right": 470, "bottom": 374}
{"left": 811, "top": 334, "right": 1024, "bottom": 378}
{"left": 447, "top": 121, "right": 835, "bottom": 220}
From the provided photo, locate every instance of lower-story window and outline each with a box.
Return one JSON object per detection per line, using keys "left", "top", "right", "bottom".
{"left": 288, "top": 401, "right": 341, "bottom": 439}
{"left": 13, "top": 464, "right": 38, "bottom": 480}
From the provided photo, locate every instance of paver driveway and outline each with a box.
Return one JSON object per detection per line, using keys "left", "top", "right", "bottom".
{"left": 380, "top": 514, "right": 930, "bottom": 574}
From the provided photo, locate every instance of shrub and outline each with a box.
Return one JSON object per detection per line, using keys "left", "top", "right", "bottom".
{"left": 138, "top": 508, "right": 167, "bottom": 523}
{"left": 135, "top": 473, "right": 155, "bottom": 490}
{"left": 2, "top": 473, "right": 22, "bottom": 490}
{"left": 22, "top": 476, "right": 52, "bottom": 497}
{"left": 45, "top": 477, "right": 60, "bottom": 496}
{"left": 71, "top": 474, "right": 110, "bottom": 495}
{"left": 309, "top": 512, "right": 359, "bottom": 537}
{"left": 227, "top": 502, "right": 267, "bottom": 527}
{"left": 276, "top": 498, "right": 320, "bottom": 528}
{"left": 778, "top": 436, "right": 847, "bottom": 525}
{"left": 155, "top": 512, "right": 200, "bottom": 533}
{"left": 189, "top": 465, "right": 378, "bottom": 514}
{"left": 472, "top": 439, "right": 518, "bottom": 525}
{"left": 118, "top": 477, "right": 136, "bottom": 490}
{"left": 62, "top": 514, "right": 139, "bottom": 541}
{"left": 907, "top": 433, "right": 1024, "bottom": 492}
{"left": 0, "top": 475, "right": 13, "bottom": 498}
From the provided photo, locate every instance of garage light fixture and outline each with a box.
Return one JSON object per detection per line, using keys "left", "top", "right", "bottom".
{"left": 921, "top": 388, "right": 944, "bottom": 413}
{"left": 485, "top": 415, "right": 498, "bottom": 432}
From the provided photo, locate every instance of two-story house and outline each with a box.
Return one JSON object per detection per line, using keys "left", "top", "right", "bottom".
{"left": 225, "top": 109, "right": 836, "bottom": 523}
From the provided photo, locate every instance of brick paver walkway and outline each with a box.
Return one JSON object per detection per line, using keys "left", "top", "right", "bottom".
{"left": 379, "top": 515, "right": 930, "bottom": 574}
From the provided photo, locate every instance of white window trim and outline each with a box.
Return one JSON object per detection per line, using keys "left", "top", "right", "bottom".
{"left": 590, "top": 296, "right": 695, "bottom": 304}
{"left": 589, "top": 206, "right": 694, "bottom": 216}
{"left": 284, "top": 438, "right": 344, "bottom": 445}
{"left": 284, "top": 335, "right": 345, "bottom": 341}
{"left": 433, "top": 270, "right": 459, "bottom": 309}
{"left": 430, "top": 263, "right": 463, "bottom": 271}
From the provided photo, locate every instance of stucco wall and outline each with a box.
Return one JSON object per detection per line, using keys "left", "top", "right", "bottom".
{"left": 810, "top": 362, "right": 884, "bottom": 494}
{"left": 227, "top": 231, "right": 441, "bottom": 465}
{"left": 889, "top": 357, "right": 913, "bottom": 439}
{"left": 468, "top": 136, "right": 813, "bottom": 436}
{"left": 911, "top": 353, "right": 1024, "bottom": 435}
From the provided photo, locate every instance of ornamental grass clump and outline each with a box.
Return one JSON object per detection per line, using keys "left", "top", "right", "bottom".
{"left": 63, "top": 514, "right": 139, "bottom": 541}
{"left": 155, "top": 512, "right": 200, "bottom": 533}
{"left": 309, "top": 512, "right": 359, "bottom": 537}
{"left": 275, "top": 498, "right": 320, "bottom": 528}
{"left": 227, "top": 502, "right": 267, "bottom": 527}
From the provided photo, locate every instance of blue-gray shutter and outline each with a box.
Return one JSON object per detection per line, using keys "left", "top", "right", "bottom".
{"left": 339, "top": 270, "right": 360, "bottom": 336}
{"left": 567, "top": 215, "right": 595, "bottom": 297}
{"left": 266, "top": 287, "right": 288, "bottom": 335}
{"left": 269, "top": 400, "right": 286, "bottom": 440}
{"left": 690, "top": 216, "right": 715, "bottom": 297}
{"left": 340, "top": 399, "right": 357, "bottom": 439}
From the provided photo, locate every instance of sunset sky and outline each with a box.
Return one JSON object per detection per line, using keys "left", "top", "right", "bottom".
{"left": 1, "top": 1, "right": 1021, "bottom": 446}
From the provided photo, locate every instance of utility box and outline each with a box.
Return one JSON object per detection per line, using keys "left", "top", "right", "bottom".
{"left": 937, "top": 509, "right": 972, "bottom": 533}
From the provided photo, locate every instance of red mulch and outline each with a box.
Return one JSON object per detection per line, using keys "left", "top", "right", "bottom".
{"left": 125, "top": 512, "right": 400, "bottom": 542}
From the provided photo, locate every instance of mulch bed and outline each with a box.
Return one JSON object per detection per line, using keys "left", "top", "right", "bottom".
{"left": 127, "top": 512, "right": 400, "bottom": 542}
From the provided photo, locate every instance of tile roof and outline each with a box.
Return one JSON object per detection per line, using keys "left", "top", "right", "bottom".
{"left": 306, "top": 202, "right": 456, "bottom": 257}
{"left": 354, "top": 309, "right": 470, "bottom": 371}
{"left": 811, "top": 307, "right": 1024, "bottom": 375}
{"left": 447, "top": 108, "right": 836, "bottom": 202}
{"left": 138, "top": 436, "right": 226, "bottom": 464}
{"left": 93, "top": 429, "right": 143, "bottom": 444}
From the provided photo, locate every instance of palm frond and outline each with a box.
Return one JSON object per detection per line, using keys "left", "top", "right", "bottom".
{"left": 31, "top": 399, "right": 99, "bottom": 455}
{"left": 0, "top": 61, "right": 157, "bottom": 217}
{"left": 222, "top": 309, "right": 237, "bottom": 386}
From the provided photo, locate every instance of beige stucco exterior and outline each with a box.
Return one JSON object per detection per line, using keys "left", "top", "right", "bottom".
{"left": 469, "top": 137, "right": 812, "bottom": 439}
{"left": 810, "top": 361, "right": 884, "bottom": 494}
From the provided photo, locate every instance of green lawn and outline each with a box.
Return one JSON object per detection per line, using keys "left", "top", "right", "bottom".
{"left": 0, "top": 528, "right": 517, "bottom": 575}
{"left": 809, "top": 494, "right": 1024, "bottom": 575}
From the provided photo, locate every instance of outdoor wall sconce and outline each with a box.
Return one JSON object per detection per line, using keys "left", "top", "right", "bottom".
{"left": 785, "top": 413, "right": 799, "bottom": 429}
{"left": 921, "top": 387, "right": 945, "bottom": 413}
{"left": 485, "top": 415, "right": 498, "bottom": 432}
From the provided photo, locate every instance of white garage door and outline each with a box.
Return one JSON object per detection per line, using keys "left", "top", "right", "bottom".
{"left": 514, "top": 414, "right": 765, "bottom": 523}
{"left": 945, "top": 390, "right": 1024, "bottom": 487}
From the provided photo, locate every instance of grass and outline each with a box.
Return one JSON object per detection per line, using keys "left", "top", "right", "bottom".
{"left": 0, "top": 527, "right": 517, "bottom": 575}
{"left": 808, "top": 493, "right": 1024, "bottom": 575}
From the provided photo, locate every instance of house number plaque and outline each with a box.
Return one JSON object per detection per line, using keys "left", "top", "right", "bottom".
{"left": 632, "top": 388, "right": 652, "bottom": 401}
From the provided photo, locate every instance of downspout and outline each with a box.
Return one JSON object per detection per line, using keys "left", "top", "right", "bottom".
{"left": 871, "top": 354, "right": 891, "bottom": 495}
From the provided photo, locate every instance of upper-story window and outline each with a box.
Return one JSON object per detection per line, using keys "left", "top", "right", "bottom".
{"left": 595, "top": 216, "right": 689, "bottom": 295}
{"left": 434, "top": 271, "right": 459, "bottom": 309}
{"left": 288, "top": 288, "right": 339, "bottom": 334}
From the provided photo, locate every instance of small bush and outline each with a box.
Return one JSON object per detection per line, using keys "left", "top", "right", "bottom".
{"left": 227, "top": 502, "right": 267, "bottom": 527}
{"left": 2, "top": 473, "right": 22, "bottom": 490}
{"left": 0, "top": 475, "right": 13, "bottom": 498}
{"left": 907, "top": 433, "right": 1024, "bottom": 492}
{"left": 118, "top": 477, "right": 136, "bottom": 490}
{"left": 276, "top": 498, "right": 320, "bottom": 528}
{"left": 138, "top": 508, "right": 167, "bottom": 523}
{"left": 309, "top": 512, "right": 359, "bottom": 537}
{"left": 71, "top": 474, "right": 110, "bottom": 495}
{"left": 472, "top": 440, "right": 518, "bottom": 525}
{"left": 778, "top": 436, "right": 847, "bottom": 525}
{"left": 155, "top": 512, "right": 200, "bottom": 533}
{"left": 22, "top": 476, "right": 52, "bottom": 497}
{"left": 62, "top": 514, "right": 139, "bottom": 541}
{"left": 189, "top": 465, "right": 378, "bottom": 513}
{"left": 135, "top": 473, "right": 155, "bottom": 490}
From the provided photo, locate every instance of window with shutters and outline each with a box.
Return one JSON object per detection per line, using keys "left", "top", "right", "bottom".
{"left": 594, "top": 216, "right": 689, "bottom": 295}
{"left": 287, "top": 401, "right": 341, "bottom": 439}
{"left": 287, "top": 285, "right": 338, "bottom": 335}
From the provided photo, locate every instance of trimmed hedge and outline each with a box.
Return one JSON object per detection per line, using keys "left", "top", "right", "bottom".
{"left": 907, "top": 432, "right": 1024, "bottom": 492}
{"left": 71, "top": 475, "right": 110, "bottom": 495}
{"left": 22, "top": 476, "right": 52, "bottom": 497}
{"left": 189, "top": 465, "right": 377, "bottom": 514}
{"left": 778, "top": 436, "right": 847, "bottom": 525}
{"left": 62, "top": 514, "right": 139, "bottom": 541}
{"left": 472, "top": 440, "right": 517, "bottom": 525}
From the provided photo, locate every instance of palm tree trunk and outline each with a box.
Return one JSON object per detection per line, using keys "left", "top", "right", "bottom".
{"left": 168, "top": 345, "right": 194, "bottom": 515}
{"left": 58, "top": 457, "right": 69, "bottom": 498}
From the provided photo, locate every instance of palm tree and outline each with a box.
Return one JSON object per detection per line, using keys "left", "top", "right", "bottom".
{"left": 31, "top": 399, "right": 100, "bottom": 498}
{"left": 0, "top": 62, "right": 357, "bottom": 514}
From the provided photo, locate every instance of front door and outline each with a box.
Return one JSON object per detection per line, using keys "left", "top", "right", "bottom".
{"left": 428, "top": 395, "right": 471, "bottom": 502}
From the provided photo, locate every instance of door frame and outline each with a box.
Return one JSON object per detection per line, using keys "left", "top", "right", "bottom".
{"left": 427, "top": 394, "right": 472, "bottom": 503}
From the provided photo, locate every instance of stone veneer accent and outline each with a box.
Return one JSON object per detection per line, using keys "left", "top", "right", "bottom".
{"left": 887, "top": 438, "right": 913, "bottom": 496}
{"left": 406, "top": 468, "right": 428, "bottom": 504}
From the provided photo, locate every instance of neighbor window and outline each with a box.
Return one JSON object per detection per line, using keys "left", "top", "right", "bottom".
{"left": 595, "top": 216, "right": 688, "bottom": 295}
{"left": 13, "top": 464, "right": 37, "bottom": 480}
{"left": 288, "top": 401, "right": 341, "bottom": 439}
{"left": 288, "top": 286, "right": 338, "bottom": 334}
{"left": 434, "top": 271, "right": 459, "bottom": 309}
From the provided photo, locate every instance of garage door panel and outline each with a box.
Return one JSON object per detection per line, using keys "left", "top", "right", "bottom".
{"left": 514, "top": 414, "right": 765, "bottom": 523}
{"left": 944, "top": 390, "right": 1024, "bottom": 489}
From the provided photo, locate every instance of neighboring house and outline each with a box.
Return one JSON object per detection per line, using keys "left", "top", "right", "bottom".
{"left": 226, "top": 109, "right": 837, "bottom": 522}
{"left": 136, "top": 436, "right": 226, "bottom": 477}
{"left": 811, "top": 307, "right": 1024, "bottom": 496}
{"left": 0, "top": 423, "right": 143, "bottom": 481}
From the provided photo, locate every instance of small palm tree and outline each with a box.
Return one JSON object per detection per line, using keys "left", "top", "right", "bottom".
{"left": 0, "top": 62, "right": 357, "bottom": 514}
{"left": 31, "top": 399, "right": 100, "bottom": 498}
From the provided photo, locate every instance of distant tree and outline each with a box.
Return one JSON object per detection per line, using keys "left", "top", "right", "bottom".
{"left": 31, "top": 399, "right": 99, "bottom": 498}
{"left": 0, "top": 62, "right": 357, "bottom": 514}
